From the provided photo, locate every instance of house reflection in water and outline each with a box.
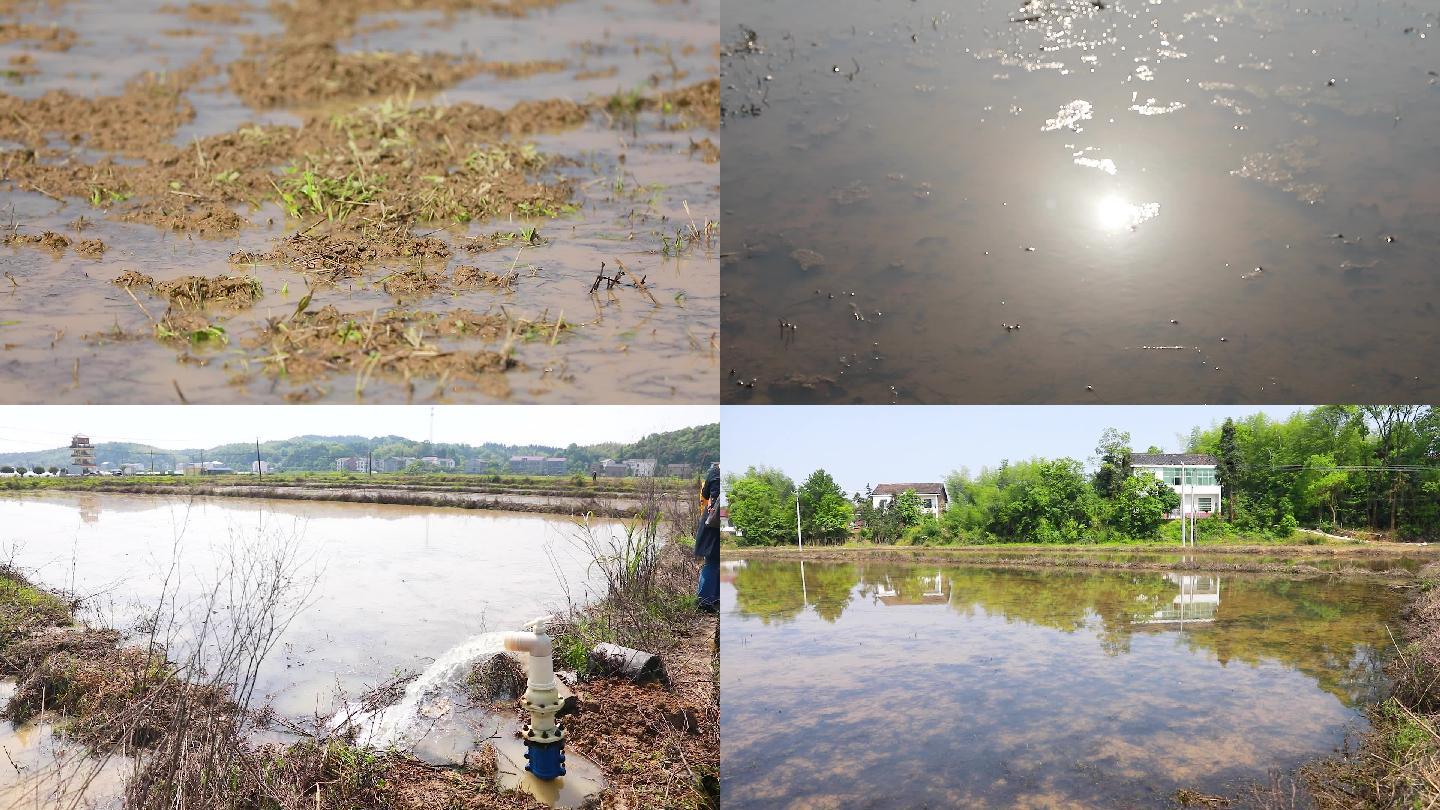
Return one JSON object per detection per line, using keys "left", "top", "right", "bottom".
{"left": 1138, "top": 573, "right": 1221, "bottom": 626}
{"left": 865, "top": 568, "right": 949, "bottom": 606}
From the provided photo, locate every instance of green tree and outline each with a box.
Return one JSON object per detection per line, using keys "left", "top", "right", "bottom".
{"left": 1091, "top": 428, "right": 1132, "bottom": 499}
{"left": 994, "top": 458, "right": 1098, "bottom": 543}
{"left": 725, "top": 466, "right": 796, "bottom": 546}
{"left": 1109, "top": 474, "right": 1181, "bottom": 539}
{"left": 1299, "top": 453, "right": 1349, "bottom": 527}
{"left": 797, "top": 469, "right": 853, "bottom": 545}
{"left": 892, "top": 489, "right": 924, "bottom": 527}
{"left": 1217, "top": 418, "right": 1240, "bottom": 520}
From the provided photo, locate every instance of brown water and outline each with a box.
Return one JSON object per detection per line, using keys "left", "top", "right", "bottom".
{"left": 720, "top": 0, "right": 1440, "bottom": 403}
{"left": 0, "top": 0, "right": 718, "bottom": 404}
{"left": 721, "top": 559, "right": 1404, "bottom": 808}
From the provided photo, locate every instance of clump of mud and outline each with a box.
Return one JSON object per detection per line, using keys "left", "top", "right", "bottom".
{"left": 0, "top": 56, "right": 217, "bottom": 156}
{"left": 228, "top": 44, "right": 483, "bottom": 108}
{"left": 112, "top": 271, "right": 262, "bottom": 310}
{"left": 231, "top": 229, "right": 453, "bottom": 285}
{"left": 453, "top": 265, "right": 518, "bottom": 291}
{"left": 0, "top": 22, "right": 76, "bottom": 50}
{"left": 242, "top": 304, "right": 566, "bottom": 398}
{"left": 3, "top": 230, "right": 71, "bottom": 254}
{"left": 153, "top": 274, "right": 264, "bottom": 309}
{"left": 158, "top": 1, "right": 252, "bottom": 24}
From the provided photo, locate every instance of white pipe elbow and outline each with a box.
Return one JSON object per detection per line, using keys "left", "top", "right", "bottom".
{"left": 502, "top": 631, "right": 553, "bottom": 659}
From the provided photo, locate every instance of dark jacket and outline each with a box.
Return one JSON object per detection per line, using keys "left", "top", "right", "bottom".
{"left": 694, "top": 465, "right": 721, "bottom": 561}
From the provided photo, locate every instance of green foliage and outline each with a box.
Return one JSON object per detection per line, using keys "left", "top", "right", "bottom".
{"left": 273, "top": 165, "right": 383, "bottom": 221}
{"left": 1108, "top": 474, "right": 1180, "bottom": 540}
{"left": 725, "top": 466, "right": 797, "bottom": 546}
{"left": 1091, "top": 428, "right": 1132, "bottom": 499}
{"left": 855, "top": 488, "right": 926, "bottom": 544}
{"left": 0, "top": 569, "right": 71, "bottom": 640}
{"left": 797, "top": 469, "right": 853, "bottom": 545}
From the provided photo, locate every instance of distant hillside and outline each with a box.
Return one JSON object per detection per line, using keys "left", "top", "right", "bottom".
{"left": 0, "top": 425, "right": 719, "bottom": 475}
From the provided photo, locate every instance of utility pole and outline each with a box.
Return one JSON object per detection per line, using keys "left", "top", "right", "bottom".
{"left": 796, "top": 494, "right": 804, "bottom": 551}
{"left": 255, "top": 438, "right": 262, "bottom": 481}
{"left": 368, "top": 448, "right": 374, "bottom": 477}
{"left": 1180, "top": 462, "right": 1189, "bottom": 546}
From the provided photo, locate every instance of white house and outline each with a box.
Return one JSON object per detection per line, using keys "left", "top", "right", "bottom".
{"left": 623, "top": 458, "right": 658, "bottom": 477}
{"left": 1130, "top": 453, "right": 1222, "bottom": 518}
{"left": 870, "top": 483, "right": 948, "bottom": 518}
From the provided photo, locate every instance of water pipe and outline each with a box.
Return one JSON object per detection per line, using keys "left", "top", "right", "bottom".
{"left": 502, "top": 616, "right": 566, "bottom": 780}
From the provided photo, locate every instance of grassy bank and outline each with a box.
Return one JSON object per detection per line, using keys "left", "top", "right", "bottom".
{"left": 0, "top": 474, "right": 696, "bottom": 518}
{"left": 1294, "top": 563, "right": 1440, "bottom": 808}
{"left": 722, "top": 539, "right": 1440, "bottom": 578}
{"left": 1, "top": 471, "right": 690, "bottom": 497}
{"left": 538, "top": 500, "right": 719, "bottom": 809}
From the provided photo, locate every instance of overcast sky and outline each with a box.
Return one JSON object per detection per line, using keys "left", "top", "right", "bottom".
{"left": 721, "top": 405, "right": 1306, "bottom": 495}
{"left": 0, "top": 406, "right": 719, "bottom": 451}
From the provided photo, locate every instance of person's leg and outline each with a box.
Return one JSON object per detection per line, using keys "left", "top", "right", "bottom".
{"left": 698, "top": 554, "right": 719, "bottom": 610}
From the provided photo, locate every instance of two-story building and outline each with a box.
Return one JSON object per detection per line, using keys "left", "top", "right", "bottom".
{"left": 869, "top": 483, "right": 949, "bottom": 518}
{"left": 1130, "top": 453, "right": 1222, "bottom": 518}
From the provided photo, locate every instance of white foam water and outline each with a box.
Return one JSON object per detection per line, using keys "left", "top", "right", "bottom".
{"left": 346, "top": 631, "right": 508, "bottom": 752}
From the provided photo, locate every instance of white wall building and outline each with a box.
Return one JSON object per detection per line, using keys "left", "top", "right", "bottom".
{"left": 870, "top": 483, "right": 949, "bottom": 518}
{"left": 1130, "top": 453, "right": 1223, "bottom": 518}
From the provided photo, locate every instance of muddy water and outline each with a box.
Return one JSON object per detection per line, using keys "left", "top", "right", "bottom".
{"left": 0, "top": 681, "right": 131, "bottom": 810}
{"left": 721, "top": 0, "right": 1440, "bottom": 403}
{"left": 0, "top": 0, "right": 718, "bottom": 404}
{"left": 721, "top": 559, "right": 1404, "bottom": 808}
{"left": 0, "top": 491, "right": 618, "bottom": 717}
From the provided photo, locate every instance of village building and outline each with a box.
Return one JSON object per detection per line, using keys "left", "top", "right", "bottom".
{"left": 1130, "top": 453, "right": 1223, "bottom": 518}
{"left": 869, "top": 483, "right": 949, "bottom": 518}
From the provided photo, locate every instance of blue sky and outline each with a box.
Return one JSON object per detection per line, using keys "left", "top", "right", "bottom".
{"left": 720, "top": 405, "right": 1304, "bottom": 495}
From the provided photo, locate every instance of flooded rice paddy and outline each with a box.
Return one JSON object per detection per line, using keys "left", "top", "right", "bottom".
{"left": 0, "top": 491, "right": 616, "bottom": 714}
{"left": 721, "top": 0, "right": 1440, "bottom": 403}
{"left": 721, "top": 558, "right": 1406, "bottom": 808}
{"left": 0, "top": 0, "right": 718, "bottom": 403}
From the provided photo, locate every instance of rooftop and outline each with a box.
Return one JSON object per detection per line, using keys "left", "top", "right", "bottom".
{"left": 1130, "top": 453, "right": 1218, "bottom": 466}
{"left": 872, "top": 482, "right": 946, "bottom": 496}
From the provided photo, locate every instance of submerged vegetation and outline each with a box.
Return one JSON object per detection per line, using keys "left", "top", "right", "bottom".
{"left": 0, "top": 0, "right": 719, "bottom": 402}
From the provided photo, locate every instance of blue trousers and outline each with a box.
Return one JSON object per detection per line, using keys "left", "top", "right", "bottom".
{"left": 697, "top": 555, "right": 719, "bottom": 609}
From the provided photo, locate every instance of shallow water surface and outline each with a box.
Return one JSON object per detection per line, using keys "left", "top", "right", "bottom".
{"left": 0, "top": 0, "right": 719, "bottom": 404}
{"left": 721, "top": 0, "right": 1440, "bottom": 403}
{"left": 721, "top": 559, "right": 1404, "bottom": 808}
{"left": 0, "top": 492, "right": 615, "bottom": 717}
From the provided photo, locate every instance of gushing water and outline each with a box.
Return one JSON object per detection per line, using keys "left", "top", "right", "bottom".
{"left": 348, "top": 632, "right": 508, "bottom": 753}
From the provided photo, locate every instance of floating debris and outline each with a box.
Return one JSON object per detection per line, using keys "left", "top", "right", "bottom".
{"left": 829, "top": 181, "right": 872, "bottom": 206}
{"left": 790, "top": 248, "right": 826, "bottom": 270}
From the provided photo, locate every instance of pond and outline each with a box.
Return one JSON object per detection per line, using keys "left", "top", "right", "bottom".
{"left": 0, "top": 491, "right": 617, "bottom": 716}
{"left": 720, "top": 558, "right": 1405, "bottom": 808}
{"left": 720, "top": 0, "right": 1440, "bottom": 403}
